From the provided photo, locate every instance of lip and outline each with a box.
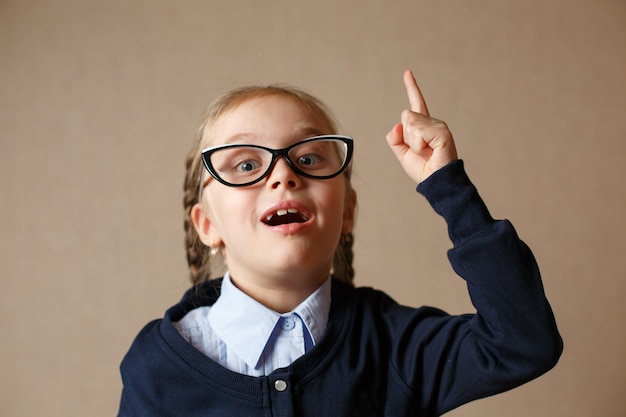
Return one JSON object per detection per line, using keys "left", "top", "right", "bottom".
{"left": 260, "top": 200, "right": 315, "bottom": 234}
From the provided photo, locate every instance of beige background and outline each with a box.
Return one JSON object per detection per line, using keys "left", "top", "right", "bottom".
{"left": 1, "top": 0, "right": 625, "bottom": 416}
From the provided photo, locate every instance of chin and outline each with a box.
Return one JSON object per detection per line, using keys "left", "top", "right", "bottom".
{"left": 268, "top": 254, "right": 332, "bottom": 278}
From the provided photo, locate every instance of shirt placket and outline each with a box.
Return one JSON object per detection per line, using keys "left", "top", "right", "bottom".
{"left": 268, "top": 371, "right": 296, "bottom": 417}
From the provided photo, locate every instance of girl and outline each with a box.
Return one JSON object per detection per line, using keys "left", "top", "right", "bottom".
{"left": 118, "top": 71, "right": 562, "bottom": 416}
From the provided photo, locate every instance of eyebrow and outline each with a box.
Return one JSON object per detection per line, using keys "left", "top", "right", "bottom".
{"left": 221, "top": 127, "right": 329, "bottom": 145}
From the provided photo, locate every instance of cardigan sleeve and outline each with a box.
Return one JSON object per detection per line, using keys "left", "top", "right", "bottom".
{"left": 392, "top": 160, "right": 562, "bottom": 415}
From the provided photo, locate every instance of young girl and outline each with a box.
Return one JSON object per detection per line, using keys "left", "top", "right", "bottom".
{"left": 118, "top": 71, "right": 562, "bottom": 416}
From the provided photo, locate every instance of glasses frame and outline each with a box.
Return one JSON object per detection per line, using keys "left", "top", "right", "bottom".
{"left": 200, "top": 135, "right": 354, "bottom": 187}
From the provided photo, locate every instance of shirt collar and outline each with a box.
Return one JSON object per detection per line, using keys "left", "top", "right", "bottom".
{"left": 208, "top": 272, "right": 332, "bottom": 370}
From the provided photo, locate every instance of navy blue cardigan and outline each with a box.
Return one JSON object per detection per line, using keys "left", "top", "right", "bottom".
{"left": 118, "top": 161, "right": 562, "bottom": 416}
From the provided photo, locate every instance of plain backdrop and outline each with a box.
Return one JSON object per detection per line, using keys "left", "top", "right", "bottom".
{"left": 1, "top": 1, "right": 625, "bottom": 416}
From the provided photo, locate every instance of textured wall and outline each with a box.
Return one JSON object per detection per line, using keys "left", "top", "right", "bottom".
{"left": 1, "top": 0, "right": 625, "bottom": 416}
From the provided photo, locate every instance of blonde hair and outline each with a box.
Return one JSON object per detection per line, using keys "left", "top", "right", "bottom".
{"left": 183, "top": 85, "right": 356, "bottom": 286}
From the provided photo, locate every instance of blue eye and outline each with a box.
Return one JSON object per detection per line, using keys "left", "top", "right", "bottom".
{"left": 297, "top": 154, "right": 322, "bottom": 166}
{"left": 236, "top": 160, "right": 261, "bottom": 173}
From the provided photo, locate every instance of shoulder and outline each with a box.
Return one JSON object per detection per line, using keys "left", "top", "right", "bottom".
{"left": 119, "top": 319, "right": 164, "bottom": 378}
{"left": 122, "top": 279, "right": 223, "bottom": 368}
{"left": 331, "top": 278, "right": 451, "bottom": 329}
{"left": 331, "top": 278, "right": 394, "bottom": 311}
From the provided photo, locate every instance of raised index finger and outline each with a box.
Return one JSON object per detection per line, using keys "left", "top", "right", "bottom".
{"left": 404, "top": 70, "right": 430, "bottom": 117}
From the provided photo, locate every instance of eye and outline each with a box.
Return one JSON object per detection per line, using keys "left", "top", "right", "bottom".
{"left": 236, "top": 159, "right": 262, "bottom": 173}
{"left": 297, "top": 153, "right": 322, "bottom": 166}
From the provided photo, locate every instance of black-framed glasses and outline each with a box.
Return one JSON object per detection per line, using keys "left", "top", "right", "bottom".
{"left": 201, "top": 135, "right": 353, "bottom": 187}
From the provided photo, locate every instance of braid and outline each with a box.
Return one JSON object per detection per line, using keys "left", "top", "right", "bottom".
{"left": 333, "top": 231, "right": 355, "bottom": 286}
{"left": 183, "top": 150, "right": 212, "bottom": 285}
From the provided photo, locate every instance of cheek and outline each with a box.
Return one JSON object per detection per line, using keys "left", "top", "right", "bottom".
{"left": 320, "top": 181, "right": 350, "bottom": 221}
{"left": 200, "top": 188, "right": 228, "bottom": 234}
{"left": 204, "top": 187, "right": 254, "bottom": 233}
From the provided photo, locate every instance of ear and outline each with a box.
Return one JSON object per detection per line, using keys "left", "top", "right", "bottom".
{"left": 342, "top": 188, "right": 357, "bottom": 233}
{"left": 191, "top": 203, "right": 222, "bottom": 247}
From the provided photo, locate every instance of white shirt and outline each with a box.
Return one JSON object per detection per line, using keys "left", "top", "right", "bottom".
{"left": 173, "top": 272, "right": 331, "bottom": 376}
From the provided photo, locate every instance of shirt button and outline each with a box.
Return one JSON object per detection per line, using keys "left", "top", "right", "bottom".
{"left": 274, "top": 380, "right": 288, "bottom": 392}
{"left": 281, "top": 316, "right": 296, "bottom": 331}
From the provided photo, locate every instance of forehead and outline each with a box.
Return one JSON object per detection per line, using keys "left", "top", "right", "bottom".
{"left": 209, "top": 95, "right": 333, "bottom": 145}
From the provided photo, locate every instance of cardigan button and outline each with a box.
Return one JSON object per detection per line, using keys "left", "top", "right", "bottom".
{"left": 274, "top": 380, "right": 288, "bottom": 392}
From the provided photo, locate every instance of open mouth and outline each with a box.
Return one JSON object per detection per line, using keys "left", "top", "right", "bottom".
{"left": 262, "top": 208, "right": 310, "bottom": 226}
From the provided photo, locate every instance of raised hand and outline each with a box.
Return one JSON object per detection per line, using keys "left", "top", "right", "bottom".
{"left": 385, "top": 70, "right": 458, "bottom": 184}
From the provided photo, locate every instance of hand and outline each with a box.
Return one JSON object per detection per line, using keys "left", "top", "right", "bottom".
{"left": 386, "top": 70, "right": 458, "bottom": 184}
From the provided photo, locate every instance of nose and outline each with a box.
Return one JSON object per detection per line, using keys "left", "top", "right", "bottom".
{"left": 267, "top": 157, "right": 301, "bottom": 190}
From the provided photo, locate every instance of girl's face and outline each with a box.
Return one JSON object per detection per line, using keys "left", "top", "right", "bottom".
{"left": 195, "top": 95, "right": 356, "bottom": 289}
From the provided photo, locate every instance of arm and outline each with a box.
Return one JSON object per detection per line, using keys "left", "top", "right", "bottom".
{"left": 415, "top": 160, "right": 562, "bottom": 414}
{"left": 385, "top": 71, "right": 562, "bottom": 414}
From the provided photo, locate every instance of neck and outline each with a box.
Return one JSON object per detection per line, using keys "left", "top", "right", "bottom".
{"left": 227, "top": 267, "right": 329, "bottom": 313}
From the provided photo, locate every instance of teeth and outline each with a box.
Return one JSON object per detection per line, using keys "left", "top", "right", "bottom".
{"left": 265, "top": 208, "right": 299, "bottom": 222}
